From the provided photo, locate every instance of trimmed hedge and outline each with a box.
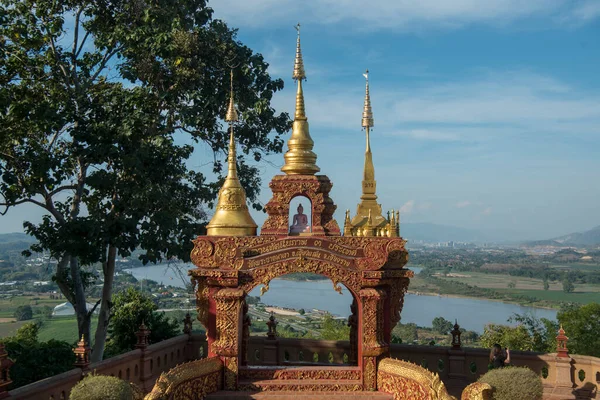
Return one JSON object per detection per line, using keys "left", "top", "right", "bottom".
{"left": 478, "top": 367, "right": 543, "bottom": 400}
{"left": 69, "top": 374, "right": 142, "bottom": 400}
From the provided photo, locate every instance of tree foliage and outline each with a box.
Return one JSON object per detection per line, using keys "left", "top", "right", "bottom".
{"left": 431, "top": 316, "right": 453, "bottom": 335}
{"left": 13, "top": 304, "right": 33, "bottom": 321}
{"left": 2, "top": 322, "right": 75, "bottom": 389}
{"left": 393, "top": 322, "right": 418, "bottom": 344}
{"left": 480, "top": 312, "right": 558, "bottom": 353}
{"left": 0, "top": 0, "right": 290, "bottom": 361}
{"left": 105, "top": 287, "right": 180, "bottom": 356}
{"left": 558, "top": 303, "right": 600, "bottom": 357}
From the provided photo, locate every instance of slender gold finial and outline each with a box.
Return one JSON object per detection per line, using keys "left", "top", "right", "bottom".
{"left": 362, "top": 69, "right": 374, "bottom": 132}
{"left": 292, "top": 23, "right": 306, "bottom": 81}
{"left": 226, "top": 70, "right": 238, "bottom": 123}
{"left": 206, "top": 70, "right": 257, "bottom": 236}
{"left": 281, "top": 23, "right": 320, "bottom": 175}
{"left": 360, "top": 69, "right": 376, "bottom": 197}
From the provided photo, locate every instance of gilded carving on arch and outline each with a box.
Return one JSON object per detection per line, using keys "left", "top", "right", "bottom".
{"left": 363, "top": 356, "right": 377, "bottom": 391}
{"left": 240, "top": 258, "right": 362, "bottom": 295}
{"left": 212, "top": 289, "right": 244, "bottom": 357}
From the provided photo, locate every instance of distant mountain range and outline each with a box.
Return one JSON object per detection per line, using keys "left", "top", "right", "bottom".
{"left": 0, "top": 232, "right": 36, "bottom": 243}
{"left": 524, "top": 225, "right": 600, "bottom": 248}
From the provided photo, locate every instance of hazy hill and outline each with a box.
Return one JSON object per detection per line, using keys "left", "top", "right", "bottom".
{"left": 552, "top": 225, "right": 600, "bottom": 246}
{"left": 524, "top": 226, "right": 600, "bottom": 247}
{"left": 0, "top": 232, "right": 36, "bottom": 244}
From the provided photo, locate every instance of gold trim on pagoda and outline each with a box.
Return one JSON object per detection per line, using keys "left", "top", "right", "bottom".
{"left": 281, "top": 23, "right": 320, "bottom": 176}
{"left": 206, "top": 70, "right": 258, "bottom": 236}
{"left": 345, "top": 70, "right": 399, "bottom": 237}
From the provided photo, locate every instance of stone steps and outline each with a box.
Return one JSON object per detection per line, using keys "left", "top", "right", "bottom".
{"left": 206, "top": 391, "right": 394, "bottom": 399}
{"left": 238, "top": 378, "right": 364, "bottom": 392}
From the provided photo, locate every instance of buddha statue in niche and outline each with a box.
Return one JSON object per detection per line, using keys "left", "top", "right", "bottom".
{"left": 290, "top": 203, "right": 310, "bottom": 234}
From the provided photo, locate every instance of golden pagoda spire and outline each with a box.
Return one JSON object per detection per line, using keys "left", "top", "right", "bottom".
{"left": 206, "top": 70, "right": 257, "bottom": 236}
{"left": 281, "top": 23, "right": 320, "bottom": 175}
{"left": 361, "top": 69, "right": 376, "bottom": 200}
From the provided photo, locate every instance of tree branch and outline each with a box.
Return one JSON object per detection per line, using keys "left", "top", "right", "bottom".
{"left": 75, "top": 31, "right": 90, "bottom": 59}
{"left": 87, "top": 298, "right": 102, "bottom": 318}
{"left": 55, "top": 255, "right": 75, "bottom": 305}
{"left": 47, "top": 185, "right": 77, "bottom": 197}
{"left": 69, "top": 158, "right": 88, "bottom": 220}
{"left": 0, "top": 197, "right": 48, "bottom": 215}
{"left": 89, "top": 46, "right": 123, "bottom": 85}
{"left": 72, "top": 7, "right": 83, "bottom": 62}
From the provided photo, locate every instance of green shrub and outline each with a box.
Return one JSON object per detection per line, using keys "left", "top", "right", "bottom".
{"left": 2, "top": 323, "right": 74, "bottom": 389}
{"left": 478, "top": 367, "right": 543, "bottom": 400}
{"left": 69, "top": 374, "right": 142, "bottom": 400}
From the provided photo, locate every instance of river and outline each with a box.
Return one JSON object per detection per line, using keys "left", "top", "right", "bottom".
{"left": 123, "top": 263, "right": 557, "bottom": 333}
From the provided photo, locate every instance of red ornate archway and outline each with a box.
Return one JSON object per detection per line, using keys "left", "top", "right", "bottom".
{"left": 190, "top": 201, "right": 411, "bottom": 391}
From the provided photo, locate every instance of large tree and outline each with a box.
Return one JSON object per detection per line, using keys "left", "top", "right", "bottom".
{"left": 0, "top": 0, "right": 289, "bottom": 361}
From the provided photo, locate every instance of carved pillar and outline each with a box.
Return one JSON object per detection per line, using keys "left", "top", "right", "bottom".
{"left": 135, "top": 321, "right": 153, "bottom": 392}
{"left": 556, "top": 325, "right": 569, "bottom": 358}
{"left": 554, "top": 325, "right": 574, "bottom": 391}
{"left": 264, "top": 313, "right": 279, "bottom": 365}
{"left": 347, "top": 298, "right": 359, "bottom": 364}
{"left": 447, "top": 321, "right": 467, "bottom": 385}
{"left": 213, "top": 288, "right": 245, "bottom": 390}
{"left": 0, "top": 342, "right": 14, "bottom": 399}
{"left": 73, "top": 335, "right": 91, "bottom": 371}
{"left": 360, "top": 288, "right": 387, "bottom": 391}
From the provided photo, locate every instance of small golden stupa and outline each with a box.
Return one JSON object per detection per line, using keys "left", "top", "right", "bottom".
{"left": 344, "top": 70, "right": 399, "bottom": 237}
{"left": 205, "top": 70, "right": 258, "bottom": 236}
{"left": 280, "top": 23, "right": 320, "bottom": 176}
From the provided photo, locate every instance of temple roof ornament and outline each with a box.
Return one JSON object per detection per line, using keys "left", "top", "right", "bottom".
{"left": 281, "top": 23, "right": 320, "bottom": 176}
{"left": 345, "top": 70, "right": 399, "bottom": 237}
{"left": 206, "top": 70, "right": 258, "bottom": 236}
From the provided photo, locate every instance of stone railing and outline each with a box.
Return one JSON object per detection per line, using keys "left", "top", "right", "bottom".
{"left": 247, "top": 337, "right": 600, "bottom": 399}
{"left": 3, "top": 328, "right": 600, "bottom": 399}
{"left": 5, "top": 332, "right": 206, "bottom": 400}
{"left": 247, "top": 336, "right": 351, "bottom": 366}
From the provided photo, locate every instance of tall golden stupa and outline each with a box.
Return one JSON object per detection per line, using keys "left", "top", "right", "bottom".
{"left": 344, "top": 71, "right": 400, "bottom": 237}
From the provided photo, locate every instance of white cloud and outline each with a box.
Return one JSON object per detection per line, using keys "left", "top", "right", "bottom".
{"left": 399, "top": 200, "right": 415, "bottom": 214}
{"left": 456, "top": 201, "right": 472, "bottom": 208}
{"left": 212, "top": 0, "right": 599, "bottom": 31}
{"left": 482, "top": 207, "right": 493, "bottom": 216}
{"left": 272, "top": 69, "right": 600, "bottom": 144}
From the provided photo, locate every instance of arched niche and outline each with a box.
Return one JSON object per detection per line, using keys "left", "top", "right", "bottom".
{"left": 288, "top": 195, "right": 312, "bottom": 235}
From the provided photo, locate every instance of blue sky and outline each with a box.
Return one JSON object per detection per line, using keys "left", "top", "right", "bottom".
{"left": 205, "top": 0, "right": 600, "bottom": 240}
{"left": 1, "top": 1, "right": 599, "bottom": 241}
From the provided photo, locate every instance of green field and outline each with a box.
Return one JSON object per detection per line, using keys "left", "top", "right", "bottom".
{"left": 549, "top": 263, "right": 600, "bottom": 272}
{"left": 0, "top": 320, "right": 28, "bottom": 338}
{"left": 497, "top": 288, "right": 600, "bottom": 304}
{"left": 409, "top": 270, "right": 600, "bottom": 307}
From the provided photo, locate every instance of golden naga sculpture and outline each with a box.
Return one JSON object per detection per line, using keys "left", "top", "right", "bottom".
{"left": 344, "top": 70, "right": 400, "bottom": 238}
{"left": 280, "top": 23, "right": 320, "bottom": 175}
{"left": 461, "top": 382, "right": 492, "bottom": 400}
{"left": 205, "top": 70, "right": 258, "bottom": 236}
{"left": 144, "top": 357, "right": 223, "bottom": 400}
{"left": 378, "top": 358, "right": 456, "bottom": 400}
